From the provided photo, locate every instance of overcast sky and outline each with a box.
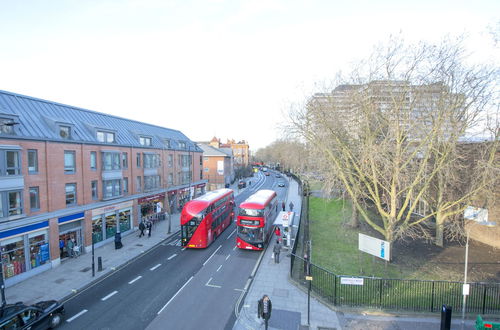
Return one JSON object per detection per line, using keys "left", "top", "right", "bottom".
{"left": 0, "top": 0, "right": 498, "bottom": 150}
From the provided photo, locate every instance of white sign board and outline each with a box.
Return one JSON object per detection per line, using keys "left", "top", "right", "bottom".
{"left": 340, "top": 277, "right": 364, "bottom": 286}
{"left": 358, "top": 233, "right": 391, "bottom": 261}
{"left": 464, "top": 206, "right": 488, "bottom": 222}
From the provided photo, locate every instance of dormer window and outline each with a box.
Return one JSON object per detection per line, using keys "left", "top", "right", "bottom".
{"left": 59, "top": 125, "right": 71, "bottom": 139}
{"left": 164, "top": 139, "right": 171, "bottom": 148}
{"left": 97, "top": 130, "right": 116, "bottom": 143}
{"left": 0, "top": 117, "right": 18, "bottom": 135}
{"left": 179, "top": 141, "right": 187, "bottom": 149}
{"left": 140, "top": 136, "right": 152, "bottom": 146}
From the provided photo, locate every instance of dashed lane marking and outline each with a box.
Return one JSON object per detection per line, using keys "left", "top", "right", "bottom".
{"left": 101, "top": 290, "right": 118, "bottom": 301}
{"left": 129, "top": 276, "right": 142, "bottom": 284}
{"left": 150, "top": 263, "right": 162, "bottom": 271}
{"left": 167, "top": 253, "right": 177, "bottom": 260}
{"left": 66, "top": 309, "right": 88, "bottom": 322}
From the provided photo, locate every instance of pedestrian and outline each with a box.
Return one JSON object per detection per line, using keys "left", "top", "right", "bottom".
{"left": 138, "top": 221, "right": 146, "bottom": 237}
{"left": 281, "top": 201, "right": 285, "bottom": 211}
{"left": 274, "top": 226, "right": 281, "bottom": 243}
{"left": 257, "top": 295, "right": 272, "bottom": 330}
{"left": 289, "top": 201, "right": 294, "bottom": 211}
{"left": 67, "top": 237, "right": 74, "bottom": 258}
{"left": 59, "top": 239, "right": 65, "bottom": 258}
{"left": 147, "top": 220, "right": 152, "bottom": 238}
{"left": 273, "top": 240, "right": 281, "bottom": 263}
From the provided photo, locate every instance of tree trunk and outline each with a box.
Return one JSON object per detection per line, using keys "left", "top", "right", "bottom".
{"left": 435, "top": 212, "right": 445, "bottom": 247}
{"left": 349, "top": 198, "right": 359, "bottom": 228}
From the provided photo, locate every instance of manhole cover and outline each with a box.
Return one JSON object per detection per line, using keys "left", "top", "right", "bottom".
{"left": 80, "top": 267, "right": 91, "bottom": 272}
{"left": 54, "top": 278, "right": 66, "bottom": 284}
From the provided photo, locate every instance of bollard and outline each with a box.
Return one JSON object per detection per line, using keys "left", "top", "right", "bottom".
{"left": 98, "top": 256, "right": 103, "bottom": 272}
{"left": 440, "top": 304, "right": 452, "bottom": 330}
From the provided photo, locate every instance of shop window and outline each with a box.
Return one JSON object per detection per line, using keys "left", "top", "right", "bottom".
{"left": 91, "top": 181, "right": 98, "bottom": 200}
{"left": 90, "top": 151, "right": 97, "bottom": 170}
{"left": 65, "top": 183, "right": 77, "bottom": 206}
{"left": 28, "top": 149, "right": 38, "bottom": 174}
{"left": 64, "top": 151, "right": 76, "bottom": 174}
{"left": 103, "top": 179, "right": 121, "bottom": 199}
{"left": 92, "top": 216, "right": 103, "bottom": 243}
{"left": 1, "top": 236, "right": 26, "bottom": 279}
{"left": 102, "top": 152, "right": 121, "bottom": 171}
{"left": 105, "top": 213, "right": 117, "bottom": 239}
{"left": 119, "top": 210, "right": 131, "bottom": 232}
{"left": 28, "top": 232, "right": 49, "bottom": 269}
{"left": 29, "top": 187, "right": 40, "bottom": 211}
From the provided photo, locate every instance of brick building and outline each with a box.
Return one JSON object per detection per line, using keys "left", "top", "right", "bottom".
{"left": 197, "top": 143, "right": 234, "bottom": 190}
{"left": 0, "top": 90, "right": 204, "bottom": 285}
{"left": 209, "top": 137, "right": 250, "bottom": 167}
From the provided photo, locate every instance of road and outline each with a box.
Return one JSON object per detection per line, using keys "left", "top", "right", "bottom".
{"left": 60, "top": 170, "right": 288, "bottom": 330}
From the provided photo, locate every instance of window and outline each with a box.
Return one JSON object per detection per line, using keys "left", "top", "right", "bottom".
{"left": 91, "top": 180, "right": 98, "bottom": 200}
{"left": 29, "top": 187, "right": 40, "bottom": 211}
{"left": 65, "top": 183, "right": 77, "bottom": 206}
{"left": 90, "top": 151, "right": 97, "bottom": 170}
{"left": 200, "top": 156, "right": 202, "bottom": 166}
{"left": 102, "top": 152, "right": 121, "bottom": 170}
{"left": 123, "top": 177, "right": 128, "bottom": 194}
{"left": 28, "top": 149, "right": 38, "bottom": 174}
{"left": 136, "top": 176, "right": 142, "bottom": 192}
{"left": 0, "top": 117, "right": 17, "bottom": 135}
{"left": 168, "top": 154, "right": 173, "bottom": 167}
{"left": 103, "top": 179, "right": 121, "bottom": 199}
{"left": 59, "top": 125, "right": 71, "bottom": 139}
{"left": 180, "top": 154, "right": 191, "bottom": 167}
{"left": 64, "top": 151, "right": 76, "bottom": 174}
{"left": 97, "top": 130, "right": 116, "bottom": 143}
{"left": 164, "top": 139, "right": 171, "bottom": 148}
{"left": 122, "top": 152, "right": 128, "bottom": 169}
{"left": 179, "top": 141, "right": 186, "bottom": 149}
{"left": 136, "top": 153, "right": 141, "bottom": 168}
{"left": 200, "top": 170, "right": 203, "bottom": 179}
{"left": 140, "top": 136, "right": 152, "bottom": 146}
{"left": 144, "top": 175, "right": 160, "bottom": 191}
{"left": 144, "top": 154, "right": 160, "bottom": 169}
{"left": 0, "top": 150, "right": 21, "bottom": 176}
{"left": 204, "top": 168, "right": 209, "bottom": 172}
{"left": 168, "top": 173, "right": 173, "bottom": 185}
{"left": 1, "top": 190, "right": 23, "bottom": 217}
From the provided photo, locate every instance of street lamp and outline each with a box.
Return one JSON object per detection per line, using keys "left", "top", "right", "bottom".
{"left": 461, "top": 219, "right": 496, "bottom": 327}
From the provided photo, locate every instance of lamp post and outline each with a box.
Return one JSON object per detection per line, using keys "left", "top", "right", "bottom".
{"left": 461, "top": 220, "right": 496, "bottom": 327}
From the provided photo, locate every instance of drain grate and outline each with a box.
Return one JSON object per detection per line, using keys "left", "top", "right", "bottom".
{"left": 136, "top": 244, "right": 144, "bottom": 247}
{"left": 80, "top": 267, "right": 91, "bottom": 272}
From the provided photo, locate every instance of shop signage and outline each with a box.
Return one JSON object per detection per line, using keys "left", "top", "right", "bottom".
{"left": 92, "top": 201, "right": 133, "bottom": 216}
{"left": 40, "top": 243, "right": 50, "bottom": 262}
{"left": 138, "top": 193, "right": 165, "bottom": 204}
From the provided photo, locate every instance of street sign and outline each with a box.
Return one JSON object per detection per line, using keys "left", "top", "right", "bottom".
{"left": 358, "top": 233, "right": 391, "bottom": 261}
{"left": 305, "top": 276, "right": 313, "bottom": 281}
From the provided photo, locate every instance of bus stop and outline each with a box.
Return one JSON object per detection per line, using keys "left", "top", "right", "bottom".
{"left": 273, "top": 211, "right": 294, "bottom": 248}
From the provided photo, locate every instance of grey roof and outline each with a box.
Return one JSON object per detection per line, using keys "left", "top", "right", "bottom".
{"left": 0, "top": 89, "right": 202, "bottom": 152}
{"left": 197, "top": 143, "right": 230, "bottom": 157}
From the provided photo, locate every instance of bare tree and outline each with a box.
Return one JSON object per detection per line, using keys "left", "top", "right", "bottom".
{"left": 289, "top": 37, "right": 499, "bottom": 244}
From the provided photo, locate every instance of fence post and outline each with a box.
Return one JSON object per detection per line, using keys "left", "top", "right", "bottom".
{"left": 431, "top": 281, "right": 435, "bottom": 312}
{"left": 379, "top": 279, "right": 383, "bottom": 308}
{"left": 482, "top": 285, "right": 487, "bottom": 315}
{"left": 333, "top": 275, "right": 337, "bottom": 306}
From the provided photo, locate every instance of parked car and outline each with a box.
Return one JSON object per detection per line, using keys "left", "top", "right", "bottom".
{"left": 265, "top": 172, "right": 270, "bottom": 176}
{"left": 0, "top": 300, "right": 65, "bottom": 329}
{"left": 275, "top": 174, "right": 281, "bottom": 178}
{"left": 238, "top": 180, "right": 246, "bottom": 189}
{"left": 278, "top": 182, "right": 285, "bottom": 187}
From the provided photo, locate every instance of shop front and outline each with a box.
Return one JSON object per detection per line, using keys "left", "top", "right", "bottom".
{"left": 167, "top": 191, "right": 177, "bottom": 213}
{"left": 139, "top": 193, "right": 165, "bottom": 220}
{"left": 91, "top": 201, "right": 133, "bottom": 248}
{"left": 1, "top": 222, "right": 51, "bottom": 286}
{"left": 194, "top": 183, "right": 206, "bottom": 198}
{"left": 58, "top": 212, "right": 84, "bottom": 260}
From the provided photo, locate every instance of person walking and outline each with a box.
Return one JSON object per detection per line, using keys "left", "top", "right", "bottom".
{"left": 274, "top": 226, "right": 281, "bottom": 243}
{"left": 289, "top": 201, "right": 294, "bottom": 212}
{"left": 59, "top": 239, "right": 65, "bottom": 258}
{"left": 138, "top": 221, "right": 146, "bottom": 237}
{"left": 273, "top": 240, "right": 281, "bottom": 264}
{"left": 147, "top": 220, "right": 152, "bottom": 238}
{"left": 281, "top": 201, "right": 285, "bottom": 211}
{"left": 258, "top": 295, "right": 272, "bottom": 330}
{"left": 67, "top": 237, "right": 74, "bottom": 258}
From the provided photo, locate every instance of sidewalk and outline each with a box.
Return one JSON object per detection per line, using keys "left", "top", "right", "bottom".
{"left": 233, "top": 177, "right": 343, "bottom": 330}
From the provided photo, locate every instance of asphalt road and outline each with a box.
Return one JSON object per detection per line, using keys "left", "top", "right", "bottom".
{"left": 59, "top": 170, "right": 288, "bottom": 330}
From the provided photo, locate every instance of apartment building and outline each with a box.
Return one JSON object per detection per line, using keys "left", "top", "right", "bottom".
{"left": 209, "top": 137, "right": 250, "bottom": 167}
{"left": 0, "top": 90, "right": 204, "bottom": 286}
{"left": 197, "top": 143, "right": 234, "bottom": 190}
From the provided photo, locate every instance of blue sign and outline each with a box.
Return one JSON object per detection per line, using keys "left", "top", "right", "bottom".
{"left": 380, "top": 242, "right": 385, "bottom": 258}
{"left": 40, "top": 243, "right": 50, "bottom": 262}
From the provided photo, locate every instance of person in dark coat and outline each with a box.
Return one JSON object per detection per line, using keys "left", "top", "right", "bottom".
{"left": 281, "top": 201, "right": 285, "bottom": 211}
{"left": 147, "top": 220, "right": 152, "bottom": 238}
{"left": 273, "top": 241, "right": 281, "bottom": 263}
{"left": 258, "top": 295, "right": 272, "bottom": 330}
{"left": 138, "top": 221, "right": 146, "bottom": 237}
{"left": 289, "top": 201, "right": 294, "bottom": 211}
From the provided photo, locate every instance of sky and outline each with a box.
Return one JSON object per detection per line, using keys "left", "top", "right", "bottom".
{"left": 0, "top": 0, "right": 498, "bottom": 151}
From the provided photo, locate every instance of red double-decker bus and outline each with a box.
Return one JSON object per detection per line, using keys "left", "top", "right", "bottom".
{"left": 236, "top": 189, "right": 278, "bottom": 250}
{"left": 181, "top": 189, "right": 235, "bottom": 248}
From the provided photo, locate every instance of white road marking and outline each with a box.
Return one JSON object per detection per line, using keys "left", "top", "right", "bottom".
{"left": 226, "top": 229, "right": 236, "bottom": 239}
{"left": 168, "top": 253, "right": 177, "bottom": 260}
{"left": 66, "top": 309, "right": 88, "bottom": 322}
{"left": 181, "top": 247, "right": 186, "bottom": 251}
{"left": 205, "top": 277, "right": 222, "bottom": 288}
{"left": 101, "top": 290, "right": 118, "bottom": 301}
{"left": 217, "top": 265, "right": 223, "bottom": 272}
{"left": 150, "top": 263, "right": 162, "bottom": 271}
{"left": 234, "top": 288, "right": 246, "bottom": 292}
{"left": 226, "top": 254, "right": 231, "bottom": 260}
{"left": 158, "top": 276, "right": 194, "bottom": 314}
{"left": 203, "top": 245, "right": 222, "bottom": 266}
{"left": 128, "top": 276, "right": 142, "bottom": 284}
{"left": 233, "top": 246, "right": 237, "bottom": 251}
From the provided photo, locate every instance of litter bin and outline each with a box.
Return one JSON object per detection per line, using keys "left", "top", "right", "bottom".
{"left": 440, "top": 305, "right": 452, "bottom": 330}
{"left": 114, "top": 233, "right": 123, "bottom": 249}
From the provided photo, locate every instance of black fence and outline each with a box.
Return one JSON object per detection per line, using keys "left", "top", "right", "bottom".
{"left": 288, "top": 175, "right": 500, "bottom": 316}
